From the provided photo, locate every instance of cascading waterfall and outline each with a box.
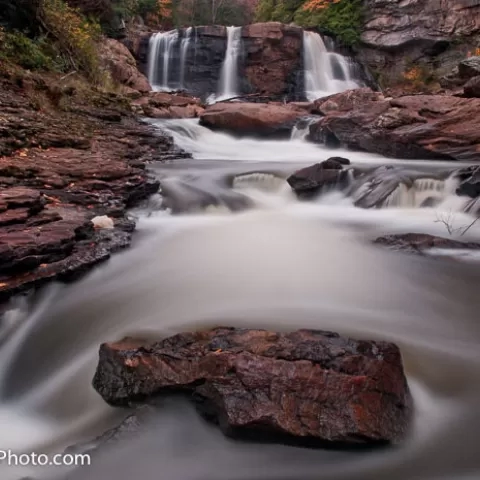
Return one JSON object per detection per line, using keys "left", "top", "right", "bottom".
{"left": 217, "top": 26, "right": 243, "bottom": 101}
{"left": 303, "top": 31, "right": 359, "bottom": 101}
{"left": 179, "top": 27, "right": 193, "bottom": 89}
{"left": 148, "top": 30, "right": 179, "bottom": 91}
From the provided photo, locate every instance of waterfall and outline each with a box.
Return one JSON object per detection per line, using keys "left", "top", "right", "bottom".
{"left": 147, "top": 30, "right": 179, "bottom": 91}
{"left": 303, "top": 31, "right": 359, "bottom": 101}
{"left": 217, "top": 26, "right": 243, "bottom": 101}
{"left": 179, "top": 27, "right": 193, "bottom": 90}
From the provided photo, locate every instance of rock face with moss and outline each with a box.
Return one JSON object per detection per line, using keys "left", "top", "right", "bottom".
{"left": 359, "top": 0, "right": 480, "bottom": 86}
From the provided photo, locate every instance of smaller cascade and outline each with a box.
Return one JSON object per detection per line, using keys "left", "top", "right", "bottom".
{"left": 303, "top": 31, "right": 359, "bottom": 101}
{"left": 179, "top": 27, "right": 193, "bottom": 89}
{"left": 217, "top": 26, "right": 243, "bottom": 101}
{"left": 148, "top": 30, "right": 179, "bottom": 91}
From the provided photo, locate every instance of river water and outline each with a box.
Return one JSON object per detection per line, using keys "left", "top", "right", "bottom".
{"left": 1, "top": 119, "right": 480, "bottom": 480}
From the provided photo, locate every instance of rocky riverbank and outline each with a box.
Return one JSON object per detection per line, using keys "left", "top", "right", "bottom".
{"left": 0, "top": 64, "right": 184, "bottom": 303}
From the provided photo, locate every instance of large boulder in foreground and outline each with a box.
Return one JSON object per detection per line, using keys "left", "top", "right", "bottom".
{"left": 93, "top": 327, "right": 412, "bottom": 446}
{"left": 309, "top": 89, "right": 480, "bottom": 161}
{"left": 199, "top": 103, "right": 307, "bottom": 138}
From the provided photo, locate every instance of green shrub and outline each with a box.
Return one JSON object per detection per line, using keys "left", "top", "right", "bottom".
{"left": 0, "top": 28, "right": 54, "bottom": 70}
{"left": 294, "top": 0, "right": 364, "bottom": 46}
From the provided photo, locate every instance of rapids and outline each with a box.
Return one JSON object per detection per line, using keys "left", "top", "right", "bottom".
{"left": 1, "top": 120, "right": 480, "bottom": 480}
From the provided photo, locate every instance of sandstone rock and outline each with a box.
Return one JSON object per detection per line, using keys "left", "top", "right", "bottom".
{"left": 375, "top": 234, "right": 480, "bottom": 255}
{"left": 464, "top": 76, "right": 480, "bottom": 97}
{"left": 242, "top": 22, "right": 304, "bottom": 99}
{"left": 99, "top": 38, "right": 151, "bottom": 93}
{"left": 359, "top": 1, "right": 480, "bottom": 87}
{"left": 459, "top": 56, "right": 480, "bottom": 79}
{"left": 308, "top": 89, "right": 480, "bottom": 161}
{"left": 93, "top": 327, "right": 412, "bottom": 445}
{"left": 199, "top": 102, "right": 306, "bottom": 137}
{"left": 287, "top": 159, "right": 351, "bottom": 199}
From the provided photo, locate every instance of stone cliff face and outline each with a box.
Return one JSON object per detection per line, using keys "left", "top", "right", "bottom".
{"left": 242, "top": 23, "right": 304, "bottom": 99}
{"left": 359, "top": 0, "right": 480, "bottom": 84}
{"left": 129, "top": 23, "right": 304, "bottom": 100}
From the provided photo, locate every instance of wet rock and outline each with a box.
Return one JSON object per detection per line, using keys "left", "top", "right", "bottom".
{"left": 374, "top": 234, "right": 480, "bottom": 255}
{"left": 309, "top": 89, "right": 480, "bottom": 161}
{"left": 199, "top": 102, "right": 306, "bottom": 138}
{"left": 464, "top": 76, "right": 480, "bottom": 97}
{"left": 93, "top": 327, "right": 412, "bottom": 446}
{"left": 287, "top": 159, "right": 350, "bottom": 199}
{"left": 455, "top": 166, "right": 480, "bottom": 198}
{"left": 0, "top": 72, "right": 178, "bottom": 303}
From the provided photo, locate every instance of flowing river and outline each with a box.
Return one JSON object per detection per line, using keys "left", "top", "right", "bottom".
{"left": 1, "top": 119, "right": 480, "bottom": 480}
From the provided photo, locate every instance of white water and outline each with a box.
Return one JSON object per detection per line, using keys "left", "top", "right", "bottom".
{"left": 303, "top": 31, "right": 359, "bottom": 101}
{"left": 148, "top": 30, "right": 179, "bottom": 91}
{"left": 2, "top": 119, "right": 480, "bottom": 480}
{"left": 180, "top": 27, "right": 193, "bottom": 89}
{"left": 217, "top": 26, "right": 243, "bottom": 101}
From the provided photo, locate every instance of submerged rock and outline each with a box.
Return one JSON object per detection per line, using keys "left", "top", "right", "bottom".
{"left": 375, "top": 234, "right": 480, "bottom": 255}
{"left": 287, "top": 159, "right": 351, "bottom": 199}
{"left": 93, "top": 327, "right": 412, "bottom": 446}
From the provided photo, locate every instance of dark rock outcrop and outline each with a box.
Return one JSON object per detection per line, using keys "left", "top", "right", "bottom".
{"left": 287, "top": 159, "right": 351, "bottom": 199}
{"left": 459, "top": 56, "right": 480, "bottom": 79}
{"left": 359, "top": 0, "right": 480, "bottom": 85}
{"left": 93, "top": 327, "right": 412, "bottom": 446}
{"left": 455, "top": 166, "right": 480, "bottom": 198}
{"left": 375, "top": 234, "right": 480, "bottom": 255}
{"left": 308, "top": 88, "right": 480, "bottom": 161}
{"left": 199, "top": 102, "right": 307, "bottom": 138}
{"left": 464, "top": 76, "right": 480, "bottom": 97}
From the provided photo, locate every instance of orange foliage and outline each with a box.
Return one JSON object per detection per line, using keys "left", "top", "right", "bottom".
{"left": 467, "top": 47, "right": 480, "bottom": 57}
{"left": 303, "top": 0, "right": 340, "bottom": 12}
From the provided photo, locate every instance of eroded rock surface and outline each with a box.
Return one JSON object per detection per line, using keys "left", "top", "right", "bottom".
{"left": 309, "top": 89, "right": 480, "bottom": 161}
{"left": 93, "top": 327, "right": 412, "bottom": 446}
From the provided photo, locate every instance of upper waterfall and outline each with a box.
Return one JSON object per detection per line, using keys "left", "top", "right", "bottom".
{"left": 217, "top": 26, "right": 243, "bottom": 101}
{"left": 303, "top": 30, "right": 359, "bottom": 101}
{"left": 148, "top": 29, "right": 195, "bottom": 92}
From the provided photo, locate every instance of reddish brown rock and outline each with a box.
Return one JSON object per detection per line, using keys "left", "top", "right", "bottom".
{"left": 93, "top": 327, "right": 412, "bottom": 446}
{"left": 99, "top": 38, "right": 151, "bottom": 93}
{"left": 309, "top": 89, "right": 480, "bottom": 161}
{"left": 199, "top": 102, "right": 306, "bottom": 137}
{"left": 0, "top": 69, "right": 179, "bottom": 302}
{"left": 242, "top": 22, "right": 304, "bottom": 98}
